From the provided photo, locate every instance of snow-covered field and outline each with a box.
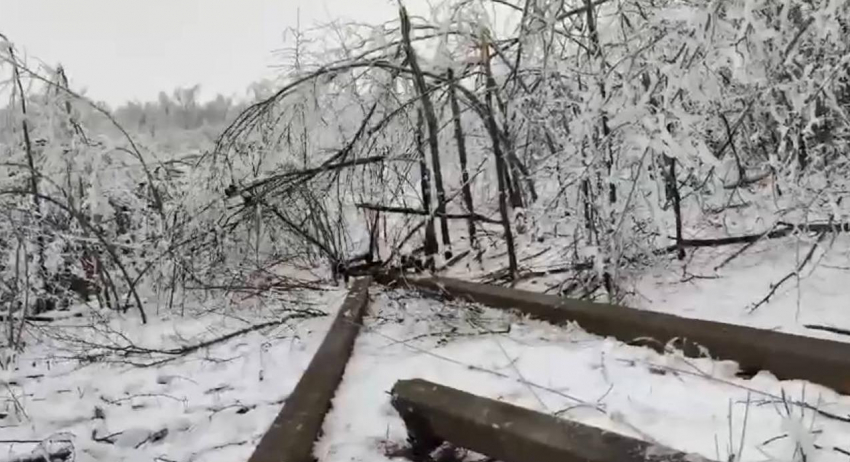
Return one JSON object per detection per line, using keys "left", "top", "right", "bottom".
{"left": 632, "top": 235, "right": 850, "bottom": 342}
{"left": 0, "top": 289, "right": 347, "bottom": 462}
{"left": 317, "top": 286, "right": 850, "bottom": 462}
{"left": 3, "top": 238, "right": 850, "bottom": 462}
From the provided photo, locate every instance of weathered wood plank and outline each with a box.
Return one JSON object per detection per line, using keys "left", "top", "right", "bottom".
{"left": 247, "top": 277, "right": 371, "bottom": 462}
{"left": 391, "top": 378, "right": 711, "bottom": 462}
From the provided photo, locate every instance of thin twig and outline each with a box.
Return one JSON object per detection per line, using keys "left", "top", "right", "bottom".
{"left": 748, "top": 231, "right": 826, "bottom": 313}
{"left": 804, "top": 324, "right": 850, "bottom": 337}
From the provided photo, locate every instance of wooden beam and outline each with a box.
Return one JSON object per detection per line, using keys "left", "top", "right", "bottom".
{"left": 247, "top": 277, "right": 371, "bottom": 462}
{"left": 391, "top": 378, "right": 711, "bottom": 462}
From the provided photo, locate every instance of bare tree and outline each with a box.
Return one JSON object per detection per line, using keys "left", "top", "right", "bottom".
{"left": 447, "top": 68, "right": 478, "bottom": 251}
{"left": 400, "top": 6, "right": 452, "bottom": 259}
{"left": 481, "top": 33, "right": 519, "bottom": 279}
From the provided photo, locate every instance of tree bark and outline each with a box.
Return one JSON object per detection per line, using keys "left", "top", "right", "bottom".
{"left": 482, "top": 38, "right": 518, "bottom": 279}
{"left": 584, "top": 0, "right": 616, "bottom": 205}
{"left": 400, "top": 6, "right": 452, "bottom": 259}
{"left": 7, "top": 39, "right": 48, "bottom": 312}
{"left": 447, "top": 68, "right": 478, "bottom": 250}
{"left": 666, "top": 156, "right": 685, "bottom": 260}
{"left": 415, "top": 109, "right": 439, "bottom": 267}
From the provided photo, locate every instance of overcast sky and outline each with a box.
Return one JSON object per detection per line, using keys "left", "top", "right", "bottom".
{"left": 0, "top": 0, "right": 431, "bottom": 106}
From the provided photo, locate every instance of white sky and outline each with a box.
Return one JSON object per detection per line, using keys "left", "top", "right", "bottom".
{"left": 0, "top": 0, "right": 431, "bottom": 106}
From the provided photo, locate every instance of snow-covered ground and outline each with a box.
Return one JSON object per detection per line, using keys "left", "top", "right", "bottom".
{"left": 316, "top": 288, "right": 850, "bottom": 462}
{"left": 3, "top": 237, "right": 850, "bottom": 462}
{"left": 0, "top": 288, "right": 347, "bottom": 462}
{"left": 632, "top": 235, "right": 850, "bottom": 342}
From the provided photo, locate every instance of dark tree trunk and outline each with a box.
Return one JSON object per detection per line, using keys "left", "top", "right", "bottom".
{"left": 400, "top": 7, "right": 452, "bottom": 259}
{"left": 447, "top": 69, "right": 478, "bottom": 251}
{"left": 508, "top": 153, "right": 538, "bottom": 204}
{"left": 665, "top": 156, "right": 685, "bottom": 260}
{"left": 582, "top": 177, "right": 595, "bottom": 241}
{"left": 483, "top": 44, "right": 519, "bottom": 279}
{"left": 584, "top": 0, "right": 616, "bottom": 205}
{"left": 416, "top": 109, "right": 438, "bottom": 268}
{"left": 8, "top": 43, "right": 50, "bottom": 313}
{"left": 798, "top": 132, "right": 808, "bottom": 172}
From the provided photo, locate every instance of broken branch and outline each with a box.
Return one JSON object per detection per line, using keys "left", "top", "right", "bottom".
{"left": 355, "top": 203, "right": 501, "bottom": 224}
{"left": 748, "top": 231, "right": 826, "bottom": 313}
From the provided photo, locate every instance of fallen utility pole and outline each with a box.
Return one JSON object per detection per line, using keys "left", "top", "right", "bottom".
{"left": 387, "top": 275, "right": 850, "bottom": 395}
{"left": 391, "top": 379, "right": 712, "bottom": 462}
{"left": 247, "top": 277, "right": 371, "bottom": 462}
